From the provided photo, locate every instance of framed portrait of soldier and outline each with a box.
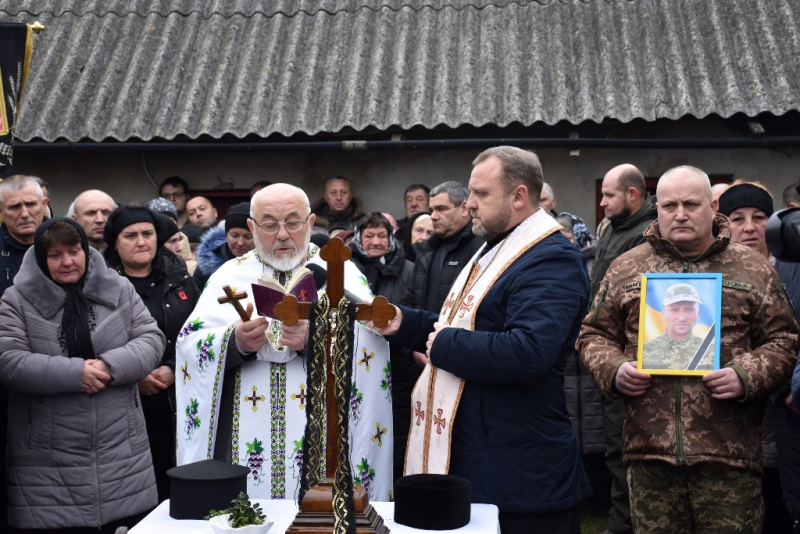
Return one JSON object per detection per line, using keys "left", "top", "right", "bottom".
{"left": 637, "top": 273, "right": 722, "bottom": 376}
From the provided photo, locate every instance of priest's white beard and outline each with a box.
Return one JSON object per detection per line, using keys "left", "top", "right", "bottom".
{"left": 255, "top": 236, "right": 308, "bottom": 272}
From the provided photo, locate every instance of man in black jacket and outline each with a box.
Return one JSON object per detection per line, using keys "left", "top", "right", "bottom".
{"left": 406, "top": 181, "right": 484, "bottom": 313}
{"left": 590, "top": 163, "right": 657, "bottom": 534}
{"left": 0, "top": 174, "right": 47, "bottom": 531}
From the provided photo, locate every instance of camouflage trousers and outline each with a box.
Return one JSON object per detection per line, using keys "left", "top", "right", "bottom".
{"left": 627, "top": 461, "right": 764, "bottom": 533}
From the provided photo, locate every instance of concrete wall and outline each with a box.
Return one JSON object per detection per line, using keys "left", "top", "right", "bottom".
{"left": 15, "top": 145, "right": 800, "bottom": 227}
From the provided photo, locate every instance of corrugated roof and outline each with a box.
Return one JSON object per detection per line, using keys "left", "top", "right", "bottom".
{"left": 2, "top": 0, "right": 798, "bottom": 142}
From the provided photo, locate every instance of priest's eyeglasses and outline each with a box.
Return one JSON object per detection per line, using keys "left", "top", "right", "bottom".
{"left": 250, "top": 215, "right": 310, "bottom": 234}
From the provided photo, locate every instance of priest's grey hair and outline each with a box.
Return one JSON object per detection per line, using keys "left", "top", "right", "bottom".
{"left": 250, "top": 183, "right": 311, "bottom": 218}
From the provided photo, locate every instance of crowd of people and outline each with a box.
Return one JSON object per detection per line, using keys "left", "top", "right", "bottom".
{"left": 0, "top": 152, "right": 798, "bottom": 533}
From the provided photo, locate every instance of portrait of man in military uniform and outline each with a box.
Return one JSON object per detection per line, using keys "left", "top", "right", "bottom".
{"left": 642, "top": 282, "right": 715, "bottom": 372}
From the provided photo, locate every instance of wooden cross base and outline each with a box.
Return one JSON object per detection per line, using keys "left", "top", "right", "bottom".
{"left": 286, "top": 479, "right": 388, "bottom": 534}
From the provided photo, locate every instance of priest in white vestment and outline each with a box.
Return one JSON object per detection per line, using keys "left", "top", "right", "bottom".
{"left": 176, "top": 184, "right": 393, "bottom": 501}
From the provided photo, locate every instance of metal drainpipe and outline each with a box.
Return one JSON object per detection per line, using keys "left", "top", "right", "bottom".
{"left": 13, "top": 137, "right": 800, "bottom": 152}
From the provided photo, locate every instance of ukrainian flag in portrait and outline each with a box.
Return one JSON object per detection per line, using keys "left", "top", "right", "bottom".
{"left": 641, "top": 276, "right": 718, "bottom": 343}
{"left": 637, "top": 273, "right": 722, "bottom": 375}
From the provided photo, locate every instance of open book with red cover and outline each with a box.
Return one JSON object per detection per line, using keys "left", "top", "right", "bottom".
{"left": 251, "top": 267, "right": 318, "bottom": 319}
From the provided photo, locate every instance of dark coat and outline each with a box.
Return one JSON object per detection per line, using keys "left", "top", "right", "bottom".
{"left": 311, "top": 197, "right": 364, "bottom": 232}
{"left": 347, "top": 242, "right": 413, "bottom": 305}
{"left": 114, "top": 249, "right": 200, "bottom": 371}
{"left": 193, "top": 226, "right": 230, "bottom": 290}
{"left": 563, "top": 352, "right": 605, "bottom": 455}
{"left": 589, "top": 196, "right": 657, "bottom": 300}
{"left": 111, "top": 248, "right": 199, "bottom": 502}
{"left": 0, "top": 224, "right": 29, "bottom": 298}
{"left": 348, "top": 242, "right": 417, "bottom": 480}
{"left": 393, "top": 231, "right": 592, "bottom": 513}
{"left": 406, "top": 223, "right": 484, "bottom": 312}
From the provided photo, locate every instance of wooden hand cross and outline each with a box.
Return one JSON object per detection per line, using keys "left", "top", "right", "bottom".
{"left": 273, "top": 238, "right": 395, "bottom": 478}
{"left": 218, "top": 285, "right": 252, "bottom": 322}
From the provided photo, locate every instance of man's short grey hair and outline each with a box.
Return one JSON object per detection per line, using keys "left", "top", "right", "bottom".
{"left": 472, "top": 146, "right": 544, "bottom": 202}
{"left": 542, "top": 182, "right": 555, "bottom": 199}
{"left": 430, "top": 181, "right": 470, "bottom": 206}
{"left": 657, "top": 165, "right": 712, "bottom": 200}
{"left": 0, "top": 175, "right": 43, "bottom": 205}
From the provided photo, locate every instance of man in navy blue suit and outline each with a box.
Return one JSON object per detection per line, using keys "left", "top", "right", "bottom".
{"left": 377, "top": 146, "right": 591, "bottom": 534}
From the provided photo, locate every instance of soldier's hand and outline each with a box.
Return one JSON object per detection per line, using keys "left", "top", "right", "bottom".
{"left": 235, "top": 305, "right": 269, "bottom": 353}
{"left": 615, "top": 361, "right": 651, "bottom": 396}
{"left": 281, "top": 319, "right": 309, "bottom": 351}
{"left": 702, "top": 367, "right": 745, "bottom": 400}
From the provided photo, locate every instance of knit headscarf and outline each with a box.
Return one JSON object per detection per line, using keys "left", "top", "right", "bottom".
{"left": 717, "top": 183, "right": 774, "bottom": 218}
{"left": 34, "top": 217, "right": 95, "bottom": 360}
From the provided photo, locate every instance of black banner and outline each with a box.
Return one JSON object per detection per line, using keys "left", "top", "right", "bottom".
{"left": 0, "top": 23, "right": 33, "bottom": 178}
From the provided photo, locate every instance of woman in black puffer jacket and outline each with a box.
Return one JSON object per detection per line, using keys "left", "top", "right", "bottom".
{"left": 348, "top": 213, "right": 415, "bottom": 481}
{"left": 103, "top": 206, "right": 200, "bottom": 503}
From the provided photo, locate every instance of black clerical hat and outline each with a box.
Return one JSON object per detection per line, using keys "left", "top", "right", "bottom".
{"left": 394, "top": 474, "right": 471, "bottom": 530}
{"left": 167, "top": 460, "right": 250, "bottom": 519}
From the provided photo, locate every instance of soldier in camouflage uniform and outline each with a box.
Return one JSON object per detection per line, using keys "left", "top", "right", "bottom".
{"left": 577, "top": 165, "right": 798, "bottom": 533}
{"left": 643, "top": 283, "right": 713, "bottom": 371}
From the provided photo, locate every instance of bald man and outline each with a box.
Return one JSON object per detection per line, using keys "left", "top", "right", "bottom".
{"left": 579, "top": 165, "right": 797, "bottom": 533}
{"left": 186, "top": 196, "right": 218, "bottom": 231}
{"left": 71, "top": 189, "right": 117, "bottom": 250}
{"left": 711, "top": 183, "right": 730, "bottom": 209}
{"left": 590, "top": 163, "right": 657, "bottom": 534}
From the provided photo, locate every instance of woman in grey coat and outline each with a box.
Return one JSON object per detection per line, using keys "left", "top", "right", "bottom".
{"left": 0, "top": 218, "right": 165, "bottom": 532}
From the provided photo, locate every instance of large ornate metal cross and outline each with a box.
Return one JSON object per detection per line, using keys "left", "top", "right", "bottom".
{"left": 272, "top": 238, "right": 395, "bottom": 478}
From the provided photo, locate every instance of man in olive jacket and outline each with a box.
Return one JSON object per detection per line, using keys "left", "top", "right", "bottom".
{"left": 578, "top": 165, "right": 798, "bottom": 533}
{"left": 589, "top": 164, "right": 657, "bottom": 534}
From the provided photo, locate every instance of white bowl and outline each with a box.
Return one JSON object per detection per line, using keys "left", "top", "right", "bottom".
{"left": 208, "top": 513, "right": 274, "bottom": 534}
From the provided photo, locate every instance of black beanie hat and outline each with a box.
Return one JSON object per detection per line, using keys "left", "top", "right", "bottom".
{"left": 225, "top": 202, "right": 251, "bottom": 233}
{"left": 181, "top": 224, "right": 204, "bottom": 244}
{"left": 155, "top": 213, "right": 180, "bottom": 246}
{"left": 103, "top": 205, "right": 162, "bottom": 249}
{"left": 718, "top": 183, "right": 774, "bottom": 218}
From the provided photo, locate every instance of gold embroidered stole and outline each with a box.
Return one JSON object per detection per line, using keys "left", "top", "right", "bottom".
{"left": 405, "top": 210, "right": 562, "bottom": 475}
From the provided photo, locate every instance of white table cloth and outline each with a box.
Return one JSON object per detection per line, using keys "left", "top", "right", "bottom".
{"left": 130, "top": 499, "right": 500, "bottom": 534}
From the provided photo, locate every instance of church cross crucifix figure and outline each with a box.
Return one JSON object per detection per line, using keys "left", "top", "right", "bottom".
{"left": 291, "top": 384, "right": 307, "bottom": 410}
{"left": 358, "top": 347, "right": 374, "bottom": 371}
{"left": 434, "top": 408, "right": 447, "bottom": 435}
{"left": 244, "top": 386, "right": 266, "bottom": 412}
{"left": 458, "top": 295, "right": 475, "bottom": 319}
{"left": 218, "top": 286, "right": 252, "bottom": 322}
{"left": 272, "top": 237, "right": 395, "bottom": 478}
{"left": 442, "top": 293, "right": 456, "bottom": 315}
{"left": 371, "top": 423, "right": 387, "bottom": 447}
{"left": 414, "top": 401, "right": 425, "bottom": 426}
{"left": 181, "top": 361, "right": 191, "bottom": 385}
